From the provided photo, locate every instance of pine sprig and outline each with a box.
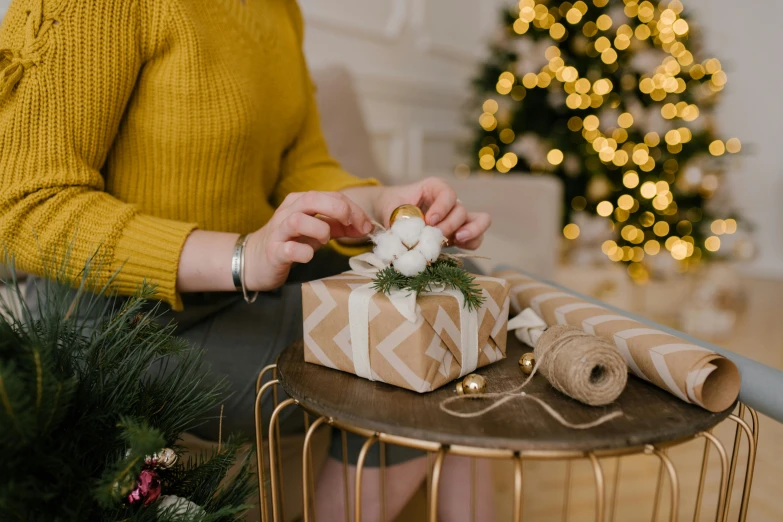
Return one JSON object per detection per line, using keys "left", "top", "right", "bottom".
{"left": 0, "top": 259, "right": 253, "bottom": 522}
{"left": 372, "top": 258, "right": 485, "bottom": 311}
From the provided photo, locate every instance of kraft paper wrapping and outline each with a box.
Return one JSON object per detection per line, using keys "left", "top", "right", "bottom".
{"left": 302, "top": 272, "right": 510, "bottom": 393}
{"left": 495, "top": 269, "right": 740, "bottom": 412}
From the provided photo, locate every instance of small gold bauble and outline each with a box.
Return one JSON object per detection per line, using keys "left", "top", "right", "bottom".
{"left": 389, "top": 204, "right": 425, "bottom": 226}
{"left": 154, "top": 447, "right": 178, "bottom": 468}
{"left": 518, "top": 352, "right": 536, "bottom": 375}
{"left": 456, "top": 373, "right": 487, "bottom": 395}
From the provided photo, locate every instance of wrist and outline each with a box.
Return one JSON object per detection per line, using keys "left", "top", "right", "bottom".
{"left": 242, "top": 230, "right": 266, "bottom": 291}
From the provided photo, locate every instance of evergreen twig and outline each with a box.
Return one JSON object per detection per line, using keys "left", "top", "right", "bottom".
{"left": 372, "top": 257, "right": 485, "bottom": 311}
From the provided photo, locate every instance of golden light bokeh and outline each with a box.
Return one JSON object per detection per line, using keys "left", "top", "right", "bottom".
{"left": 597, "top": 200, "right": 614, "bottom": 217}
{"left": 482, "top": 99, "right": 498, "bottom": 114}
{"left": 640, "top": 181, "right": 657, "bottom": 199}
{"left": 711, "top": 219, "right": 726, "bottom": 235}
{"left": 479, "top": 112, "right": 497, "bottom": 131}
{"left": 596, "top": 14, "right": 612, "bottom": 31}
{"left": 566, "top": 8, "right": 582, "bottom": 24}
{"left": 725, "top": 218, "right": 737, "bottom": 234}
{"left": 547, "top": 149, "right": 564, "bottom": 166}
{"left": 709, "top": 140, "right": 726, "bottom": 156}
{"left": 563, "top": 223, "right": 580, "bottom": 239}
{"left": 653, "top": 221, "right": 670, "bottom": 236}
{"left": 705, "top": 236, "right": 721, "bottom": 252}
{"left": 618, "top": 194, "right": 634, "bottom": 210}
{"left": 583, "top": 115, "right": 599, "bottom": 131}
{"left": 550, "top": 23, "right": 566, "bottom": 40}
{"left": 601, "top": 48, "right": 618, "bottom": 64}
{"left": 639, "top": 211, "right": 655, "bottom": 227}
{"left": 623, "top": 170, "right": 639, "bottom": 188}
{"left": 479, "top": 155, "right": 495, "bottom": 170}
{"left": 513, "top": 19, "right": 530, "bottom": 35}
{"left": 726, "top": 138, "right": 742, "bottom": 153}
{"left": 572, "top": 196, "right": 587, "bottom": 211}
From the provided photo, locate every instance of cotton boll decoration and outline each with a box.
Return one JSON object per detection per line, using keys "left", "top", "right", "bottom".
{"left": 391, "top": 217, "right": 425, "bottom": 249}
{"left": 372, "top": 230, "right": 408, "bottom": 264}
{"left": 415, "top": 225, "right": 444, "bottom": 262}
{"left": 393, "top": 249, "right": 428, "bottom": 276}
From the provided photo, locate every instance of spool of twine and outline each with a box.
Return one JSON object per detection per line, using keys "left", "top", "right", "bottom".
{"left": 535, "top": 325, "right": 627, "bottom": 407}
{"left": 440, "top": 324, "right": 627, "bottom": 428}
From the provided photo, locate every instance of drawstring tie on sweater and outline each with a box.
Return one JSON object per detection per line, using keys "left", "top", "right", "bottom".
{"left": 0, "top": 0, "right": 57, "bottom": 101}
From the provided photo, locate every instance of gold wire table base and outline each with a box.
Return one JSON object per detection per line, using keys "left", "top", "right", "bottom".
{"left": 255, "top": 363, "right": 758, "bottom": 522}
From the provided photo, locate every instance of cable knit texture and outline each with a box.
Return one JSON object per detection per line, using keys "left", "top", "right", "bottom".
{"left": 0, "top": 0, "right": 376, "bottom": 310}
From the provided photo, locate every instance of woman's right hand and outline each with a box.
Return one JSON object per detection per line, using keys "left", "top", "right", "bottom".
{"left": 243, "top": 191, "right": 373, "bottom": 291}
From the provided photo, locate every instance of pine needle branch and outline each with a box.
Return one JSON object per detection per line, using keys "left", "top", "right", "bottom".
{"left": 371, "top": 257, "right": 485, "bottom": 311}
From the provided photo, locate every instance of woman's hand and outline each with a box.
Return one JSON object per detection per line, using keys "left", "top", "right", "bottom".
{"left": 244, "top": 191, "right": 373, "bottom": 291}
{"left": 373, "top": 178, "right": 491, "bottom": 250}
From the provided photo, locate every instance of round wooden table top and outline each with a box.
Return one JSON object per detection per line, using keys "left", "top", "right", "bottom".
{"left": 277, "top": 336, "right": 734, "bottom": 453}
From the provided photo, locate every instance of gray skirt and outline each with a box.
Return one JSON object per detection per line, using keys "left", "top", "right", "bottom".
{"left": 26, "top": 249, "right": 421, "bottom": 466}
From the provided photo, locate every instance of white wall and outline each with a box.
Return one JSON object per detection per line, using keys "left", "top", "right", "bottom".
{"left": 685, "top": 0, "right": 783, "bottom": 278}
{"left": 299, "top": 0, "right": 505, "bottom": 182}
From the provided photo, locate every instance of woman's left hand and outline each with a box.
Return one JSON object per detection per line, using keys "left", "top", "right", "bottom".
{"left": 374, "top": 177, "right": 491, "bottom": 250}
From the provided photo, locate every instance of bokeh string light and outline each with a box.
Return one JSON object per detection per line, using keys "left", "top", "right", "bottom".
{"left": 469, "top": 0, "right": 744, "bottom": 281}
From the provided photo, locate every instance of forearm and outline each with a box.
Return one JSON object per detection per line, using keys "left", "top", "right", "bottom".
{"left": 176, "top": 230, "right": 240, "bottom": 293}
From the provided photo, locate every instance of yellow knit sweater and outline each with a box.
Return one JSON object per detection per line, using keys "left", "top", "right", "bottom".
{"left": 0, "top": 0, "right": 376, "bottom": 310}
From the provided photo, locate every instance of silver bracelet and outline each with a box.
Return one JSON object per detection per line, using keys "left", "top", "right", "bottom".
{"left": 240, "top": 234, "right": 259, "bottom": 304}
{"left": 232, "top": 234, "right": 259, "bottom": 303}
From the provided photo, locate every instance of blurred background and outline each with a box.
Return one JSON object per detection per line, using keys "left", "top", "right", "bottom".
{"left": 1, "top": 0, "right": 781, "bottom": 520}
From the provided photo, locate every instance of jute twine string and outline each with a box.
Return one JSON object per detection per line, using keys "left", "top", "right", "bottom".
{"left": 439, "top": 325, "right": 627, "bottom": 430}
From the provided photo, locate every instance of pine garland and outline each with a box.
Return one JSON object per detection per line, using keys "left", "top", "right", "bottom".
{"left": 372, "top": 257, "right": 485, "bottom": 311}
{"left": 0, "top": 262, "right": 254, "bottom": 522}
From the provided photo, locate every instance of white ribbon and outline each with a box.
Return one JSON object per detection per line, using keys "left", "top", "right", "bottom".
{"left": 507, "top": 307, "right": 548, "bottom": 347}
{"left": 347, "top": 253, "right": 480, "bottom": 382}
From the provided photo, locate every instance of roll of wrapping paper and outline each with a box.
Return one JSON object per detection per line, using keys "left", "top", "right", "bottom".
{"left": 495, "top": 269, "right": 740, "bottom": 413}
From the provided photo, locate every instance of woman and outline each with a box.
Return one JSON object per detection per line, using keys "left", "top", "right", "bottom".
{"left": 0, "top": 0, "right": 494, "bottom": 519}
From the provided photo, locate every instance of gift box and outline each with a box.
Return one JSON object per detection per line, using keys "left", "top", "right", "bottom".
{"left": 302, "top": 269, "right": 511, "bottom": 393}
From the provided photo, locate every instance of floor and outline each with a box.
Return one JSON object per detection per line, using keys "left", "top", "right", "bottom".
{"left": 397, "top": 274, "right": 783, "bottom": 521}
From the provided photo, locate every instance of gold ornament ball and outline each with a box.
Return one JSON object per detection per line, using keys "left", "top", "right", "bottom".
{"left": 518, "top": 352, "right": 535, "bottom": 375}
{"left": 389, "top": 204, "right": 425, "bottom": 226}
{"left": 456, "top": 373, "right": 487, "bottom": 395}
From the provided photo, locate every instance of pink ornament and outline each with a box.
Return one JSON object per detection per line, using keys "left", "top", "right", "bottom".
{"left": 127, "top": 469, "right": 162, "bottom": 506}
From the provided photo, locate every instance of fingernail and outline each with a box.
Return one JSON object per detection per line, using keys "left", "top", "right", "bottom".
{"left": 429, "top": 214, "right": 440, "bottom": 225}
{"left": 363, "top": 222, "right": 373, "bottom": 234}
{"left": 455, "top": 231, "right": 469, "bottom": 241}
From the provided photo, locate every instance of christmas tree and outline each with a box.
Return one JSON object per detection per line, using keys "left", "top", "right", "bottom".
{"left": 0, "top": 266, "right": 254, "bottom": 521}
{"left": 469, "top": 0, "right": 745, "bottom": 282}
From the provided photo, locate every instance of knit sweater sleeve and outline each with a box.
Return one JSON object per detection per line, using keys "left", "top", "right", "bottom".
{"left": 0, "top": 0, "right": 196, "bottom": 310}
{"left": 272, "top": 1, "right": 379, "bottom": 206}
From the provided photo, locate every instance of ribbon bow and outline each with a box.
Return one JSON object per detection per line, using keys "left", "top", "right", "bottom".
{"left": 507, "top": 307, "right": 548, "bottom": 347}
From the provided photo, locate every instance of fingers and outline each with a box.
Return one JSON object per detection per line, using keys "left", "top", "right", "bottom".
{"left": 420, "top": 178, "right": 458, "bottom": 227}
{"left": 278, "top": 213, "right": 332, "bottom": 245}
{"left": 278, "top": 191, "right": 372, "bottom": 236}
{"left": 453, "top": 212, "right": 491, "bottom": 249}
{"left": 436, "top": 202, "right": 468, "bottom": 239}
{"left": 273, "top": 241, "right": 316, "bottom": 264}
{"left": 316, "top": 215, "right": 370, "bottom": 239}
{"left": 455, "top": 236, "right": 484, "bottom": 251}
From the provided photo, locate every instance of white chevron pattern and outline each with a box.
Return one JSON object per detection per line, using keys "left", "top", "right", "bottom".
{"left": 303, "top": 280, "right": 338, "bottom": 369}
